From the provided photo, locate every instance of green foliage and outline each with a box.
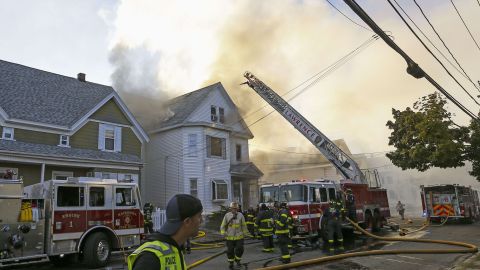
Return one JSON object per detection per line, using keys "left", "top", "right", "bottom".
{"left": 386, "top": 93, "right": 470, "bottom": 173}
{"left": 467, "top": 117, "right": 480, "bottom": 180}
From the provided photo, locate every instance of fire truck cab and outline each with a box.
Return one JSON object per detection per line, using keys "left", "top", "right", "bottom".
{"left": 0, "top": 177, "right": 144, "bottom": 268}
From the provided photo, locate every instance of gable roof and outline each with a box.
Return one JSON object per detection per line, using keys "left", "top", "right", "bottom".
{"left": 154, "top": 82, "right": 253, "bottom": 138}
{"left": 0, "top": 60, "right": 149, "bottom": 142}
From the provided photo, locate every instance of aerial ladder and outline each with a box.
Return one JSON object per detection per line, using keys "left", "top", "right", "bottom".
{"left": 242, "top": 71, "right": 366, "bottom": 184}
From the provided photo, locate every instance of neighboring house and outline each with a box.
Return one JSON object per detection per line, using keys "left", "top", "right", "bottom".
{"left": 145, "top": 82, "right": 263, "bottom": 213}
{"left": 0, "top": 60, "right": 149, "bottom": 187}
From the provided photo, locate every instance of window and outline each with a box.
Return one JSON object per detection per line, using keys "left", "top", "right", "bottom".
{"left": 102, "top": 173, "right": 111, "bottom": 179}
{"left": 115, "top": 187, "right": 135, "bottom": 206}
{"left": 52, "top": 171, "right": 73, "bottom": 180}
{"left": 124, "top": 174, "right": 132, "bottom": 181}
{"left": 212, "top": 180, "right": 228, "bottom": 200}
{"left": 310, "top": 187, "right": 317, "bottom": 202}
{"left": 211, "top": 106, "right": 218, "bottom": 122}
{"left": 2, "top": 127, "right": 14, "bottom": 140}
{"left": 219, "top": 107, "right": 225, "bottom": 123}
{"left": 57, "top": 186, "right": 85, "bottom": 207}
{"left": 319, "top": 188, "right": 328, "bottom": 202}
{"left": 98, "top": 124, "right": 122, "bottom": 152}
{"left": 188, "top": 134, "right": 197, "bottom": 157}
{"left": 260, "top": 186, "right": 278, "bottom": 203}
{"left": 328, "top": 188, "right": 337, "bottom": 201}
{"left": 190, "top": 178, "right": 198, "bottom": 198}
{"left": 89, "top": 187, "right": 105, "bottom": 207}
{"left": 59, "top": 135, "right": 69, "bottom": 147}
{"left": 206, "top": 135, "right": 226, "bottom": 159}
{"left": 236, "top": 144, "right": 242, "bottom": 161}
{"left": 280, "top": 185, "right": 306, "bottom": 202}
{"left": 0, "top": 167, "right": 18, "bottom": 180}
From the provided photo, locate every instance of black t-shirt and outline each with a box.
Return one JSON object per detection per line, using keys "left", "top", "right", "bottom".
{"left": 132, "top": 233, "right": 185, "bottom": 270}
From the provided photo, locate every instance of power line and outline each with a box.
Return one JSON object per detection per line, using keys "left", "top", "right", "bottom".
{"left": 389, "top": 0, "right": 480, "bottom": 106}
{"left": 450, "top": 0, "right": 480, "bottom": 53}
{"left": 392, "top": 0, "right": 480, "bottom": 92}
{"left": 325, "top": 0, "right": 373, "bottom": 32}
{"left": 341, "top": 0, "right": 479, "bottom": 121}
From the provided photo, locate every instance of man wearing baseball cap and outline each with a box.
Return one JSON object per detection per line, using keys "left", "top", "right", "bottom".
{"left": 128, "top": 194, "right": 203, "bottom": 270}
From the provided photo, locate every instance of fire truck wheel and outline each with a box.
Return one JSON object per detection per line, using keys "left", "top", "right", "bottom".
{"left": 83, "top": 232, "right": 111, "bottom": 268}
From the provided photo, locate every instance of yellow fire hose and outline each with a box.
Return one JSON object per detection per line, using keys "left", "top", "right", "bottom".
{"left": 190, "top": 230, "right": 226, "bottom": 250}
{"left": 256, "top": 217, "right": 477, "bottom": 270}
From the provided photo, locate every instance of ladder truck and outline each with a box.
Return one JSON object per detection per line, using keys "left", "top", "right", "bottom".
{"left": 243, "top": 72, "right": 390, "bottom": 237}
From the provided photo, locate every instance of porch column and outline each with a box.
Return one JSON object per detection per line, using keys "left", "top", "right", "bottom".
{"left": 40, "top": 163, "right": 45, "bottom": 183}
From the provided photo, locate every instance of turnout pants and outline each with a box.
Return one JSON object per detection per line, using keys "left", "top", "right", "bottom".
{"left": 262, "top": 233, "right": 274, "bottom": 251}
{"left": 226, "top": 239, "right": 244, "bottom": 263}
{"left": 277, "top": 234, "right": 291, "bottom": 262}
{"left": 327, "top": 217, "right": 343, "bottom": 245}
{"left": 143, "top": 223, "right": 153, "bottom": 234}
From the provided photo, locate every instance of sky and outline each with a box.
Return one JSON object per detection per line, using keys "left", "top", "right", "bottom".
{"left": 1, "top": 0, "right": 480, "bottom": 157}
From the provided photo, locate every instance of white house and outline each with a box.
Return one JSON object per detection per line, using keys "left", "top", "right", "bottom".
{"left": 145, "top": 82, "right": 262, "bottom": 213}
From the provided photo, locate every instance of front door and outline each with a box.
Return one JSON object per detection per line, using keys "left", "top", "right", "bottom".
{"left": 232, "top": 179, "right": 243, "bottom": 210}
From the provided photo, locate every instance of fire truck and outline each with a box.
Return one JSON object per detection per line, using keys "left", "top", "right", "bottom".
{"left": 243, "top": 72, "right": 390, "bottom": 238}
{"left": 0, "top": 177, "right": 144, "bottom": 268}
{"left": 421, "top": 184, "right": 480, "bottom": 223}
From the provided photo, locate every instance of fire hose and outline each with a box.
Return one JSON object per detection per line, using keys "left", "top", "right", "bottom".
{"left": 256, "top": 217, "right": 477, "bottom": 270}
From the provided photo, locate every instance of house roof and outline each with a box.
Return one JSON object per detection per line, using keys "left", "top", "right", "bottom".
{"left": 0, "top": 60, "right": 114, "bottom": 127}
{"left": 154, "top": 82, "right": 253, "bottom": 138}
{"left": 0, "top": 139, "right": 141, "bottom": 164}
{"left": 230, "top": 162, "right": 263, "bottom": 178}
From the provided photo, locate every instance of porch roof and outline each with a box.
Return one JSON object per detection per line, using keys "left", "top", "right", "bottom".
{"left": 230, "top": 162, "right": 263, "bottom": 178}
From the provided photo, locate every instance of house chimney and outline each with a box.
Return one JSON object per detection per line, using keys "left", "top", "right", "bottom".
{"left": 77, "top": 73, "right": 86, "bottom": 82}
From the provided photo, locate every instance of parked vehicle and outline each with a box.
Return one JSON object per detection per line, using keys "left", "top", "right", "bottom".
{"left": 421, "top": 184, "right": 480, "bottom": 223}
{"left": 0, "top": 177, "right": 144, "bottom": 268}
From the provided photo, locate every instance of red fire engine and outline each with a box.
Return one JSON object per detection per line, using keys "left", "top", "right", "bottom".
{"left": 0, "top": 177, "right": 144, "bottom": 268}
{"left": 421, "top": 184, "right": 480, "bottom": 223}
{"left": 244, "top": 72, "right": 391, "bottom": 238}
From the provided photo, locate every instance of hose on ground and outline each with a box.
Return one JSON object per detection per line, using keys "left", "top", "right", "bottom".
{"left": 256, "top": 217, "right": 477, "bottom": 270}
{"left": 187, "top": 250, "right": 226, "bottom": 269}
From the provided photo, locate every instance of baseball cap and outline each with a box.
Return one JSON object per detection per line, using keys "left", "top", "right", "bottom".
{"left": 160, "top": 194, "right": 203, "bottom": 235}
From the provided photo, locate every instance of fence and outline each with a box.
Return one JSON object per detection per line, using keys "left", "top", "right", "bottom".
{"left": 152, "top": 208, "right": 167, "bottom": 232}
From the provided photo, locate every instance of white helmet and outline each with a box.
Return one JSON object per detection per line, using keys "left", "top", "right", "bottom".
{"left": 230, "top": 202, "right": 239, "bottom": 209}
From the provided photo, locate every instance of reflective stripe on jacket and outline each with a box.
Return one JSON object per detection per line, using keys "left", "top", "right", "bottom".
{"left": 127, "top": 240, "right": 186, "bottom": 270}
{"left": 256, "top": 209, "right": 274, "bottom": 233}
{"left": 220, "top": 212, "right": 249, "bottom": 240}
{"left": 275, "top": 209, "right": 290, "bottom": 234}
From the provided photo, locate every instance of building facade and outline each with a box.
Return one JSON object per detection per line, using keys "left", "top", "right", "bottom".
{"left": 145, "top": 83, "right": 262, "bottom": 213}
{"left": 0, "top": 60, "right": 149, "bottom": 187}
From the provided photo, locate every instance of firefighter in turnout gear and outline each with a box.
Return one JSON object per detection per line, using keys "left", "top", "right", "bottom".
{"left": 326, "top": 198, "right": 344, "bottom": 251}
{"left": 143, "top": 202, "right": 155, "bottom": 234}
{"left": 345, "top": 188, "right": 356, "bottom": 222}
{"left": 245, "top": 207, "right": 256, "bottom": 238}
{"left": 276, "top": 202, "right": 292, "bottom": 263}
{"left": 128, "top": 194, "right": 203, "bottom": 270}
{"left": 286, "top": 205, "right": 294, "bottom": 249}
{"left": 220, "top": 202, "right": 249, "bottom": 269}
{"left": 256, "top": 203, "right": 274, "bottom": 252}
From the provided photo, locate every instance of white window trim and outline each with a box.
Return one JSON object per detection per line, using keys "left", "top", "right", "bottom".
{"left": 190, "top": 178, "right": 198, "bottom": 197}
{"left": 98, "top": 123, "right": 122, "bottom": 152}
{"left": 211, "top": 105, "right": 218, "bottom": 122}
{"left": 52, "top": 171, "right": 74, "bottom": 180}
{"left": 2, "top": 127, "right": 14, "bottom": 140}
{"left": 58, "top": 135, "right": 70, "bottom": 147}
{"left": 212, "top": 179, "right": 228, "bottom": 201}
{"left": 188, "top": 134, "right": 197, "bottom": 157}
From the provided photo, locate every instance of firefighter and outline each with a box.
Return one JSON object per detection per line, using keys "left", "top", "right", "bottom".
{"left": 256, "top": 203, "right": 274, "bottom": 252}
{"left": 220, "top": 202, "right": 249, "bottom": 269}
{"left": 143, "top": 202, "right": 155, "bottom": 234}
{"left": 345, "top": 189, "right": 356, "bottom": 222}
{"left": 286, "top": 204, "right": 294, "bottom": 249}
{"left": 275, "top": 202, "right": 291, "bottom": 264}
{"left": 245, "top": 207, "right": 256, "bottom": 238}
{"left": 128, "top": 194, "right": 203, "bottom": 270}
{"left": 326, "top": 198, "right": 344, "bottom": 251}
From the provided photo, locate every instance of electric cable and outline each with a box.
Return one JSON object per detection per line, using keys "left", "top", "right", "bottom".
{"left": 392, "top": 0, "right": 480, "bottom": 92}
{"left": 325, "top": 0, "right": 373, "bottom": 32}
{"left": 389, "top": 0, "right": 480, "bottom": 105}
{"left": 450, "top": 0, "right": 480, "bottom": 53}
{"left": 342, "top": 0, "right": 479, "bottom": 121}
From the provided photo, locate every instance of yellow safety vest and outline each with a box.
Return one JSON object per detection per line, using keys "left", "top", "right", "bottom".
{"left": 127, "top": 240, "right": 186, "bottom": 270}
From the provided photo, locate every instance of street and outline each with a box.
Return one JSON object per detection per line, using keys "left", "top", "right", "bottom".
{"left": 11, "top": 217, "right": 480, "bottom": 270}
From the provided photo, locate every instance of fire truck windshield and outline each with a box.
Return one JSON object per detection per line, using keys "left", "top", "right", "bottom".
{"left": 260, "top": 186, "right": 278, "bottom": 203}
{"left": 279, "top": 185, "right": 305, "bottom": 202}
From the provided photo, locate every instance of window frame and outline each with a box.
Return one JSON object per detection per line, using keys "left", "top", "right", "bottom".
{"left": 89, "top": 186, "right": 105, "bottom": 207}
{"left": 219, "top": 107, "right": 225, "bottom": 123}
{"left": 188, "top": 134, "right": 198, "bottom": 157}
{"left": 212, "top": 179, "right": 228, "bottom": 201}
{"left": 58, "top": 135, "right": 70, "bottom": 147}
{"left": 56, "top": 185, "right": 85, "bottom": 208}
{"left": 235, "top": 144, "right": 242, "bottom": 161}
{"left": 114, "top": 186, "right": 136, "bottom": 207}
{"left": 2, "top": 127, "right": 14, "bottom": 140}
{"left": 211, "top": 105, "right": 218, "bottom": 122}
{"left": 190, "top": 178, "right": 198, "bottom": 198}
{"left": 104, "top": 127, "right": 115, "bottom": 151}
{"left": 206, "top": 135, "right": 226, "bottom": 159}
{"left": 52, "top": 171, "right": 74, "bottom": 180}
{"left": 98, "top": 123, "right": 122, "bottom": 152}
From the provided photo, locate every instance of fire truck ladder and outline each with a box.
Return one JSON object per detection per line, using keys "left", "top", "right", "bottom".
{"left": 242, "top": 71, "right": 366, "bottom": 184}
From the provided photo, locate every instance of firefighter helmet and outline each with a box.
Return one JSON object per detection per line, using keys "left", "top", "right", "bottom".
{"left": 230, "top": 202, "right": 239, "bottom": 209}
{"left": 280, "top": 202, "right": 288, "bottom": 208}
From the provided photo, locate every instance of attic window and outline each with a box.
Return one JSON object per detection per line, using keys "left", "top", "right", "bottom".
{"left": 2, "top": 127, "right": 14, "bottom": 140}
{"left": 211, "top": 106, "right": 218, "bottom": 122}
{"left": 219, "top": 107, "right": 225, "bottom": 123}
{"left": 59, "top": 135, "right": 70, "bottom": 147}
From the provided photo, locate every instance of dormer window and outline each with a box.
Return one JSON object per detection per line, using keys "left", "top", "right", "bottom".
{"left": 2, "top": 127, "right": 14, "bottom": 140}
{"left": 211, "top": 106, "right": 225, "bottom": 123}
{"left": 59, "top": 135, "right": 70, "bottom": 147}
{"left": 211, "top": 106, "right": 218, "bottom": 122}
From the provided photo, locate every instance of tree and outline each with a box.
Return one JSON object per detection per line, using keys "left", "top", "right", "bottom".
{"left": 386, "top": 92, "right": 470, "bottom": 173}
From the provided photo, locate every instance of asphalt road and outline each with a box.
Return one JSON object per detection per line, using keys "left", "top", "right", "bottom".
{"left": 9, "top": 218, "right": 480, "bottom": 270}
